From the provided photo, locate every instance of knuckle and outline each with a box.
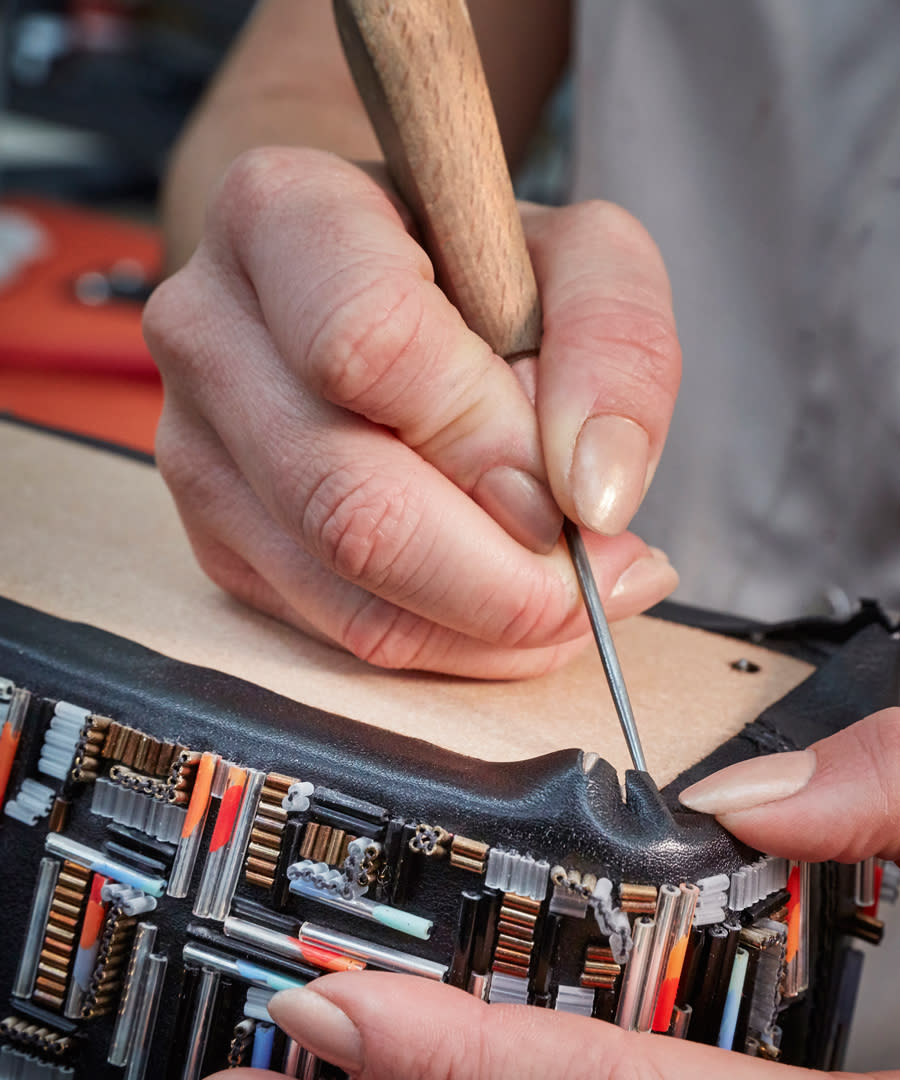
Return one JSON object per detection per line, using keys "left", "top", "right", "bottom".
{"left": 191, "top": 534, "right": 251, "bottom": 600}
{"left": 480, "top": 1006, "right": 622, "bottom": 1080}
{"left": 191, "top": 537, "right": 279, "bottom": 625}
{"left": 555, "top": 300, "right": 682, "bottom": 415}
{"left": 612, "top": 309, "right": 682, "bottom": 402}
{"left": 341, "top": 605, "right": 418, "bottom": 670}
{"left": 155, "top": 424, "right": 269, "bottom": 615}
{"left": 213, "top": 147, "right": 348, "bottom": 268}
{"left": 859, "top": 709, "right": 900, "bottom": 812}
{"left": 154, "top": 406, "right": 229, "bottom": 525}
{"left": 142, "top": 272, "right": 194, "bottom": 370}
{"left": 447, "top": 1006, "right": 511, "bottom": 1080}
{"left": 213, "top": 146, "right": 301, "bottom": 238}
{"left": 819, "top": 709, "right": 900, "bottom": 861}
{"left": 490, "top": 581, "right": 559, "bottom": 648}
{"left": 143, "top": 263, "right": 224, "bottom": 388}
{"left": 305, "top": 266, "right": 429, "bottom": 414}
{"left": 342, "top": 608, "right": 449, "bottom": 672}
{"left": 300, "top": 466, "right": 424, "bottom": 589}
{"left": 867, "top": 707, "right": 900, "bottom": 757}
{"left": 602, "top": 1045, "right": 669, "bottom": 1080}
{"left": 214, "top": 148, "right": 390, "bottom": 265}
{"left": 574, "top": 198, "right": 663, "bottom": 268}
{"left": 412, "top": 1035, "right": 472, "bottom": 1080}
{"left": 153, "top": 405, "right": 192, "bottom": 491}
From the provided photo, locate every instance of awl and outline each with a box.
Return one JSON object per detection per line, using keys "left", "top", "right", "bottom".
{"left": 335, "top": 0, "right": 649, "bottom": 773}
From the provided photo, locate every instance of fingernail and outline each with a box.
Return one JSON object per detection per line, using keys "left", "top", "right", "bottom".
{"left": 678, "top": 750, "right": 817, "bottom": 815}
{"left": 571, "top": 415, "right": 650, "bottom": 535}
{"left": 473, "top": 466, "right": 563, "bottom": 553}
{"left": 268, "top": 988, "right": 364, "bottom": 1072}
{"left": 610, "top": 549, "right": 678, "bottom": 601}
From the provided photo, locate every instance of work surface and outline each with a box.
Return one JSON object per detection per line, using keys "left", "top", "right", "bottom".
{"left": 1, "top": 421, "right": 813, "bottom": 783}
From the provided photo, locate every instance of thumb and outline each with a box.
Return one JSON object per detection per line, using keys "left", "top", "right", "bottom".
{"left": 258, "top": 970, "right": 815, "bottom": 1080}
{"left": 678, "top": 707, "right": 900, "bottom": 862}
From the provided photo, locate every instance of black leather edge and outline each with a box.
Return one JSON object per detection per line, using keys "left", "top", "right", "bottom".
{"left": 0, "top": 595, "right": 750, "bottom": 883}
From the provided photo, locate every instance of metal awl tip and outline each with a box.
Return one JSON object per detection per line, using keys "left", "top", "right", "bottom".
{"left": 562, "top": 518, "right": 648, "bottom": 774}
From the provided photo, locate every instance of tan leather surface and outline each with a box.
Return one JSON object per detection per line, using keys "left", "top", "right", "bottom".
{"left": 1, "top": 422, "right": 813, "bottom": 783}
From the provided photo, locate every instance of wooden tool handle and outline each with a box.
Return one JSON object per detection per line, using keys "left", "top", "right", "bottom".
{"left": 334, "top": 0, "right": 541, "bottom": 361}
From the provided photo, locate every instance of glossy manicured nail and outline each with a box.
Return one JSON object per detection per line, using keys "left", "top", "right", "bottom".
{"left": 678, "top": 750, "right": 818, "bottom": 815}
{"left": 610, "top": 550, "right": 678, "bottom": 601}
{"left": 268, "top": 988, "right": 364, "bottom": 1072}
{"left": 473, "top": 466, "right": 563, "bottom": 553}
{"left": 571, "top": 415, "right": 650, "bottom": 535}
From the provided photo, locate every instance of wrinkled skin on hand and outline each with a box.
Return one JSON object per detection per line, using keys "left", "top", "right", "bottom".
{"left": 144, "top": 147, "right": 682, "bottom": 677}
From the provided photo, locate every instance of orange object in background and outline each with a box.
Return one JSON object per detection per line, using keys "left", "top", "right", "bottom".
{"left": 0, "top": 196, "right": 164, "bottom": 453}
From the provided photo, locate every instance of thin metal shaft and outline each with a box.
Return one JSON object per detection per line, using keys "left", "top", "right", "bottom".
{"left": 563, "top": 518, "right": 648, "bottom": 773}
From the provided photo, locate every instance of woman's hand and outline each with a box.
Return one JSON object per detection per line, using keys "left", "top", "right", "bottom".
{"left": 144, "top": 148, "right": 681, "bottom": 677}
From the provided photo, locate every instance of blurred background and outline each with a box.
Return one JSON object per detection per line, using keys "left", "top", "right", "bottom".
{"left": 2, "top": 0, "right": 250, "bottom": 206}
{"left": 0, "top": 0, "right": 252, "bottom": 450}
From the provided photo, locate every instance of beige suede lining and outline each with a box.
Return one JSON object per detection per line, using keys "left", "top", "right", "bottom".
{"left": 1, "top": 423, "right": 813, "bottom": 784}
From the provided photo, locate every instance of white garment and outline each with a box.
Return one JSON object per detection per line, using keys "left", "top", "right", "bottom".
{"left": 573, "top": 0, "right": 900, "bottom": 620}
